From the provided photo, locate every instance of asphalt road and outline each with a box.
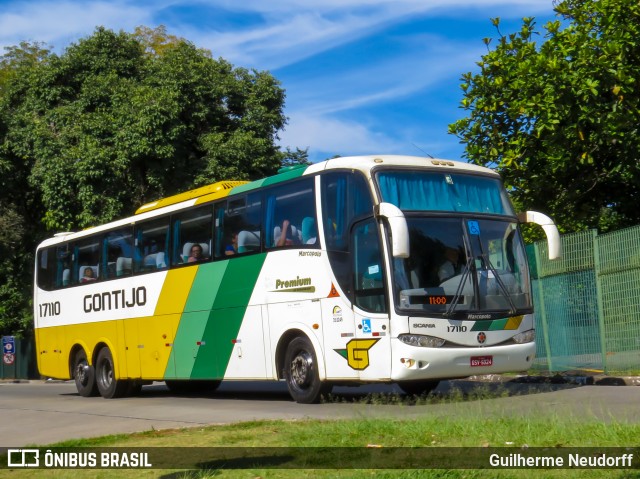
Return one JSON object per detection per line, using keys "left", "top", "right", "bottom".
{"left": 2, "top": 379, "right": 639, "bottom": 447}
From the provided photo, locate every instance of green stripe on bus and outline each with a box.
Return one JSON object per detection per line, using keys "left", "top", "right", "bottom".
{"left": 471, "top": 320, "right": 492, "bottom": 331}
{"left": 229, "top": 165, "right": 309, "bottom": 195}
{"left": 190, "top": 253, "right": 267, "bottom": 378}
{"left": 167, "top": 262, "right": 229, "bottom": 378}
{"left": 229, "top": 179, "right": 266, "bottom": 195}
{"left": 470, "top": 318, "right": 510, "bottom": 331}
{"left": 261, "top": 166, "right": 308, "bottom": 186}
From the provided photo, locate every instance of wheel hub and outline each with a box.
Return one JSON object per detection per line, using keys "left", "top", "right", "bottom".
{"left": 76, "top": 361, "right": 89, "bottom": 386}
{"left": 291, "top": 351, "right": 313, "bottom": 387}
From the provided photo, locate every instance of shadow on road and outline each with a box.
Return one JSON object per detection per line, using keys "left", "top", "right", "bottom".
{"left": 115, "top": 377, "right": 584, "bottom": 406}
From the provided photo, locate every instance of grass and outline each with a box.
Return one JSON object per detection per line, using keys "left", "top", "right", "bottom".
{"left": 3, "top": 415, "right": 639, "bottom": 478}
{"left": 2, "top": 383, "right": 639, "bottom": 478}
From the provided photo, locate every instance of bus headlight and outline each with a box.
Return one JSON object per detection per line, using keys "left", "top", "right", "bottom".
{"left": 512, "top": 329, "right": 535, "bottom": 344}
{"left": 398, "top": 334, "right": 445, "bottom": 348}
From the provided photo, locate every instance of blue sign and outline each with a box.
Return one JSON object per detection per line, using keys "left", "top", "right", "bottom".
{"left": 362, "top": 319, "right": 372, "bottom": 334}
{"left": 2, "top": 336, "right": 15, "bottom": 354}
{"left": 467, "top": 220, "right": 481, "bottom": 235}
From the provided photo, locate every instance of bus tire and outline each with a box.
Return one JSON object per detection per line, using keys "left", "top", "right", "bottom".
{"left": 284, "top": 336, "right": 330, "bottom": 404}
{"left": 73, "top": 349, "right": 98, "bottom": 397}
{"left": 398, "top": 380, "right": 440, "bottom": 396}
{"left": 95, "top": 347, "right": 128, "bottom": 399}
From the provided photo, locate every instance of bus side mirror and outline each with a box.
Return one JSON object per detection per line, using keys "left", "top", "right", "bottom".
{"left": 375, "top": 202, "right": 410, "bottom": 258}
{"left": 517, "top": 211, "right": 561, "bottom": 260}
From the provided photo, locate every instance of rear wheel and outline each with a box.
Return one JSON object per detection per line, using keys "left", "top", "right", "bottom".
{"left": 73, "top": 349, "right": 98, "bottom": 397}
{"left": 398, "top": 380, "right": 440, "bottom": 396}
{"left": 284, "top": 336, "right": 331, "bottom": 404}
{"left": 95, "top": 347, "right": 129, "bottom": 399}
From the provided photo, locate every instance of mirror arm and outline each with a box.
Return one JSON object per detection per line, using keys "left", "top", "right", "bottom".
{"left": 517, "top": 211, "right": 561, "bottom": 260}
{"left": 374, "top": 202, "right": 410, "bottom": 258}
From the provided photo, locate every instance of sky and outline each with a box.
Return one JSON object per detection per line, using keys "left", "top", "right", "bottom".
{"left": 0, "top": 0, "right": 558, "bottom": 163}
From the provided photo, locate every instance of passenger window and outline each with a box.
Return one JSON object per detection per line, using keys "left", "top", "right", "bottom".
{"left": 74, "top": 238, "right": 101, "bottom": 284}
{"left": 322, "top": 172, "right": 372, "bottom": 251}
{"left": 352, "top": 219, "right": 387, "bottom": 313}
{"left": 216, "top": 193, "right": 262, "bottom": 257}
{"left": 37, "top": 247, "right": 60, "bottom": 291}
{"left": 172, "top": 205, "right": 213, "bottom": 265}
{"left": 104, "top": 228, "right": 134, "bottom": 279}
{"left": 134, "top": 218, "right": 169, "bottom": 273}
{"left": 265, "top": 178, "right": 317, "bottom": 249}
{"left": 321, "top": 172, "right": 373, "bottom": 300}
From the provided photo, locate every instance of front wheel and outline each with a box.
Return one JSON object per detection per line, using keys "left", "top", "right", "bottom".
{"left": 95, "top": 347, "right": 129, "bottom": 399}
{"left": 284, "top": 336, "right": 331, "bottom": 404}
{"left": 73, "top": 349, "right": 98, "bottom": 397}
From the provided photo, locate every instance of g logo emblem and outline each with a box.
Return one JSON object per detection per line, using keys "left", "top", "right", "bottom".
{"left": 334, "top": 339, "right": 380, "bottom": 370}
{"left": 477, "top": 332, "right": 487, "bottom": 344}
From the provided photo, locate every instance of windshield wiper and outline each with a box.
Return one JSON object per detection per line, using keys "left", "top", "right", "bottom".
{"left": 445, "top": 228, "right": 474, "bottom": 317}
{"left": 481, "top": 253, "right": 517, "bottom": 315}
{"left": 444, "top": 255, "right": 473, "bottom": 317}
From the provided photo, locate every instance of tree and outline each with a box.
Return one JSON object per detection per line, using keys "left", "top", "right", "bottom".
{"left": 279, "top": 147, "right": 311, "bottom": 167}
{"left": 449, "top": 0, "right": 640, "bottom": 235}
{"left": 0, "top": 26, "right": 289, "bottom": 334}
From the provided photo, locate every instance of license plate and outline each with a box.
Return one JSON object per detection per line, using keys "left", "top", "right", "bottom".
{"left": 470, "top": 356, "right": 493, "bottom": 367}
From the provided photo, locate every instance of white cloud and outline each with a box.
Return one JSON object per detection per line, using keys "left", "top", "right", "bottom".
{"left": 181, "top": 0, "right": 553, "bottom": 69}
{"left": 0, "top": 0, "right": 556, "bottom": 163}
{"left": 0, "top": 0, "right": 554, "bottom": 66}
{"left": 279, "top": 113, "right": 401, "bottom": 161}
{"left": 0, "top": 1, "right": 152, "bottom": 50}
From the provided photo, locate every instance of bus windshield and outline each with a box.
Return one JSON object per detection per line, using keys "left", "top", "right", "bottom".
{"left": 392, "top": 217, "right": 532, "bottom": 318}
{"left": 377, "top": 169, "right": 530, "bottom": 318}
{"left": 377, "top": 170, "right": 515, "bottom": 215}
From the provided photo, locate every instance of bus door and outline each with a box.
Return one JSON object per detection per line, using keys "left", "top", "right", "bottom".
{"left": 350, "top": 219, "right": 391, "bottom": 381}
{"left": 321, "top": 295, "right": 358, "bottom": 380}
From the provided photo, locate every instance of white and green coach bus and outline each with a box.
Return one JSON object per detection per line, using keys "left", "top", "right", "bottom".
{"left": 34, "top": 155, "right": 560, "bottom": 403}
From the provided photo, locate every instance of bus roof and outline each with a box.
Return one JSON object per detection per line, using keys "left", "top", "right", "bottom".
{"left": 36, "top": 155, "right": 498, "bottom": 249}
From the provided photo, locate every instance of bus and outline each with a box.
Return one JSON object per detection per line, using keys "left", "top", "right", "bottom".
{"left": 34, "top": 155, "right": 560, "bottom": 403}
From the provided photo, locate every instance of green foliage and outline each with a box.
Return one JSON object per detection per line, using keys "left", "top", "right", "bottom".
{"left": 0, "top": 26, "right": 289, "bottom": 334}
{"left": 279, "top": 146, "right": 311, "bottom": 167}
{"left": 449, "top": 0, "right": 640, "bottom": 236}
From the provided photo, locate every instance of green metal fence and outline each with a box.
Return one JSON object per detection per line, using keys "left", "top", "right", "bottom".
{"left": 528, "top": 225, "right": 640, "bottom": 374}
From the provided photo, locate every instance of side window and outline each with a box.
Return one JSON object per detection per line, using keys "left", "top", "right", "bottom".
{"left": 134, "top": 218, "right": 169, "bottom": 273}
{"left": 56, "top": 245, "right": 73, "bottom": 288}
{"left": 104, "top": 228, "right": 134, "bottom": 279}
{"left": 322, "top": 172, "right": 373, "bottom": 251}
{"left": 321, "top": 172, "right": 374, "bottom": 300}
{"left": 74, "top": 238, "right": 101, "bottom": 284}
{"left": 37, "top": 247, "right": 57, "bottom": 291}
{"left": 352, "top": 172, "right": 374, "bottom": 218}
{"left": 352, "top": 219, "right": 387, "bottom": 313}
{"left": 216, "top": 193, "right": 262, "bottom": 257}
{"left": 265, "top": 178, "right": 317, "bottom": 249}
{"left": 172, "top": 205, "right": 213, "bottom": 265}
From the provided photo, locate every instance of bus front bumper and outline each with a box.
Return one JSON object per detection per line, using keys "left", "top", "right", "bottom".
{"left": 390, "top": 338, "right": 536, "bottom": 382}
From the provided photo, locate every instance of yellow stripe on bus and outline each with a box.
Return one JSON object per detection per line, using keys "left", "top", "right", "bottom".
{"left": 155, "top": 267, "right": 199, "bottom": 316}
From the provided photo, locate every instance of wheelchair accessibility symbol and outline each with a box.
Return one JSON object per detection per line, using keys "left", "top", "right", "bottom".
{"left": 467, "top": 220, "right": 481, "bottom": 236}
{"left": 361, "top": 319, "right": 372, "bottom": 334}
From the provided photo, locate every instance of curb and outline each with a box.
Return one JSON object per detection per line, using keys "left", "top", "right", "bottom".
{"left": 3, "top": 375, "right": 640, "bottom": 386}
{"left": 466, "top": 373, "right": 640, "bottom": 386}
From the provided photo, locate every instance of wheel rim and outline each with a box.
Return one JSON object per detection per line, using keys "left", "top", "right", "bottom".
{"left": 290, "top": 350, "right": 313, "bottom": 389}
{"left": 98, "top": 357, "right": 113, "bottom": 389}
{"left": 75, "top": 359, "right": 89, "bottom": 387}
